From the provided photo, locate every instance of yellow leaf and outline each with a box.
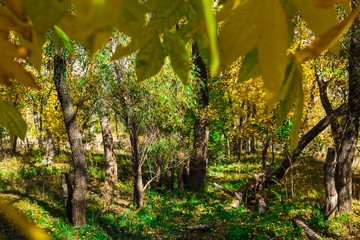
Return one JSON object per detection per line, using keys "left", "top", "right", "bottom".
{"left": 315, "top": 0, "right": 350, "bottom": 8}
{"left": 18, "top": 29, "right": 43, "bottom": 70}
{"left": 0, "top": 73, "right": 11, "bottom": 86}
{"left": 258, "top": 0, "right": 288, "bottom": 102}
{"left": 0, "top": 6, "right": 32, "bottom": 40}
{"left": 294, "top": 3, "right": 360, "bottom": 62}
{"left": 0, "top": 37, "right": 29, "bottom": 58}
{"left": 2, "top": 0, "right": 27, "bottom": 22}
{"left": 0, "top": 197, "right": 51, "bottom": 240}
{"left": 111, "top": 41, "right": 139, "bottom": 60}
{"left": 24, "top": 0, "right": 70, "bottom": 40}
{"left": 293, "top": 0, "right": 338, "bottom": 36}
{"left": 290, "top": 68, "right": 303, "bottom": 152}
{"left": 217, "top": 0, "right": 261, "bottom": 70}
{"left": 164, "top": 33, "right": 190, "bottom": 85}
{"left": 136, "top": 36, "right": 166, "bottom": 82}
{"left": 0, "top": 56, "right": 40, "bottom": 89}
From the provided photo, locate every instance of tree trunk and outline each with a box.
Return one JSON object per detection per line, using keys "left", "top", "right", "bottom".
{"left": 262, "top": 137, "right": 270, "bottom": 169}
{"left": 315, "top": 68, "right": 343, "bottom": 150}
{"left": 127, "top": 116, "right": 143, "bottom": 208}
{"left": 61, "top": 173, "right": 73, "bottom": 224}
{"left": 177, "top": 161, "right": 185, "bottom": 192}
{"left": 177, "top": 126, "right": 185, "bottom": 191}
{"left": 33, "top": 108, "right": 43, "bottom": 149}
{"left": 188, "top": 42, "right": 209, "bottom": 192}
{"left": 324, "top": 147, "right": 338, "bottom": 220}
{"left": 166, "top": 168, "right": 174, "bottom": 190}
{"left": 335, "top": 0, "right": 360, "bottom": 214}
{"left": 155, "top": 157, "right": 162, "bottom": 188}
{"left": 100, "top": 113, "right": 117, "bottom": 190}
{"left": 11, "top": 136, "right": 17, "bottom": 155}
{"left": 188, "top": 114, "right": 209, "bottom": 191}
{"left": 45, "top": 129, "right": 55, "bottom": 164}
{"left": 54, "top": 53, "right": 87, "bottom": 227}
{"left": 250, "top": 136, "right": 256, "bottom": 154}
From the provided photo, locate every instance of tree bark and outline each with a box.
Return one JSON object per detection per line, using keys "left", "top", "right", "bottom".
{"left": 188, "top": 42, "right": 209, "bottom": 192}
{"left": 100, "top": 113, "right": 117, "bottom": 190}
{"left": 54, "top": 53, "right": 87, "bottom": 227}
{"left": 61, "top": 173, "right": 73, "bottom": 224}
{"left": 335, "top": 0, "right": 360, "bottom": 214}
{"left": 45, "top": 129, "right": 55, "bottom": 164}
{"left": 177, "top": 161, "right": 185, "bottom": 192}
{"left": 11, "top": 136, "right": 17, "bottom": 155}
{"left": 166, "top": 168, "right": 174, "bottom": 190}
{"left": 33, "top": 108, "right": 43, "bottom": 149}
{"left": 315, "top": 69, "right": 343, "bottom": 150}
{"left": 324, "top": 147, "right": 338, "bottom": 220}
{"left": 128, "top": 117, "right": 143, "bottom": 208}
{"left": 262, "top": 137, "right": 270, "bottom": 169}
{"left": 250, "top": 136, "right": 256, "bottom": 154}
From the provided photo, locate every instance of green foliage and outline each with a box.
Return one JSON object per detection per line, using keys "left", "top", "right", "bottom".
{"left": 0, "top": 100, "right": 27, "bottom": 141}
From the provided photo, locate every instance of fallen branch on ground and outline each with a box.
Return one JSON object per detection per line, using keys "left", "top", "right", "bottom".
{"left": 186, "top": 223, "right": 212, "bottom": 231}
{"left": 292, "top": 215, "right": 322, "bottom": 240}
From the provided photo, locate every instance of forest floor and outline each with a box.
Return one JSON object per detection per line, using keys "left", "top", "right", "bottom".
{"left": 1, "top": 150, "right": 360, "bottom": 239}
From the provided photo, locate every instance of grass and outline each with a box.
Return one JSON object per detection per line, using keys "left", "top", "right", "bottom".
{"left": 1, "top": 151, "right": 360, "bottom": 239}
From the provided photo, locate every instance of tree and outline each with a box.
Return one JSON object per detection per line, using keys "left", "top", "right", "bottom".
{"left": 187, "top": 42, "right": 210, "bottom": 192}
{"left": 99, "top": 109, "right": 117, "bottom": 196}
{"left": 53, "top": 50, "right": 87, "bottom": 226}
{"left": 335, "top": 0, "right": 360, "bottom": 214}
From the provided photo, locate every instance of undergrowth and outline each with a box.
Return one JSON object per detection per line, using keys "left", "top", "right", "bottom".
{"left": 1, "top": 153, "right": 360, "bottom": 239}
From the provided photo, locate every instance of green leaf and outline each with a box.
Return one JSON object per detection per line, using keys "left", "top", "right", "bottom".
{"left": 201, "top": 0, "right": 219, "bottom": 76}
{"left": 111, "top": 41, "right": 139, "bottom": 60}
{"left": 258, "top": 0, "right": 288, "bottom": 103}
{"left": 164, "top": 33, "right": 189, "bottom": 85}
{"left": 276, "top": 59, "right": 299, "bottom": 127}
{"left": 23, "top": 0, "right": 70, "bottom": 40}
{"left": 290, "top": 65, "right": 303, "bottom": 152}
{"left": 0, "top": 100, "right": 27, "bottom": 140}
{"left": 237, "top": 47, "right": 260, "bottom": 84}
{"left": 136, "top": 36, "right": 166, "bottom": 82}
{"left": 54, "top": 25, "right": 74, "bottom": 54}
{"left": 217, "top": 0, "right": 261, "bottom": 70}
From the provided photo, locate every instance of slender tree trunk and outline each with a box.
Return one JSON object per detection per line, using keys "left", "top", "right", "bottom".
{"left": 315, "top": 68, "right": 343, "bottom": 150}
{"left": 11, "top": 136, "right": 17, "bottom": 155}
{"left": 177, "top": 126, "right": 185, "bottom": 191}
{"left": 166, "top": 168, "right": 174, "bottom": 190}
{"left": 155, "top": 156, "right": 163, "bottom": 188}
{"left": 262, "top": 137, "right": 270, "bottom": 169}
{"left": 335, "top": 2, "right": 360, "bottom": 213}
{"left": 33, "top": 108, "right": 43, "bottom": 149}
{"left": 100, "top": 113, "right": 117, "bottom": 190}
{"left": 236, "top": 101, "right": 245, "bottom": 161}
{"left": 54, "top": 53, "right": 87, "bottom": 227}
{"left": 177, "top": 161, "right": 185, "bottom": 192}
{"left": 128, "top": 116, "right": 143, "bottom": 208}
{"left": 45, "top": 129, "right": 55, "bottom": 163}
{"left": 188, "top": 42, "right": 209, "bottom": 192}
{"left": 324, "top": 147, "right": 338, "bottom": 220}
{"left": 250, "top": 136, "right": 256, "bottom": 154}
